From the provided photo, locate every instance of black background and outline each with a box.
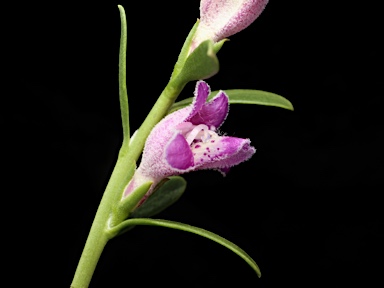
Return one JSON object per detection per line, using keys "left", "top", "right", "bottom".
{"left": 11, "top": 0, "right": 383, "bottom": 287}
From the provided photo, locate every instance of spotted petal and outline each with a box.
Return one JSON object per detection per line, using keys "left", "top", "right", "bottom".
{"left": 191, "top": 136, "right": 254, "bottom": 173}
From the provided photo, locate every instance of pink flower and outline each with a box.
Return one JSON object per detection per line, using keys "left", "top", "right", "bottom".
{"left": 124, "top": 81, "right": 256, "bottom": 203}
{"left": 191, "top": 0, "right": 269, "bottom": 50}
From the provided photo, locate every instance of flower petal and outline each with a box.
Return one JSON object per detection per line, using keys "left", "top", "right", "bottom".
{"left": 165, "top": 133, "right": 194, "bottom": 170}
{"left": 189, "top": 90, "right": 229, "bottom": 128}
{"left": 194, "top": 136, "right": 255, "bottom": 170}
{"left": 200, "top": 0, "right": 269, "bottom": 42}
{"left": 188, "top": 80, "right": 211, "bottom": 119}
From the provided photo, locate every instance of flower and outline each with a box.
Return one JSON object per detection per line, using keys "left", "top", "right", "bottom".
{"left": 191, "top": 0, "right": 269, "bottom": 51}
{"left": 124, "top": 81, "right": 256, "bottom": 204}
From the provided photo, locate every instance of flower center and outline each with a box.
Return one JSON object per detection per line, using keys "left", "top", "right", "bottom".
{"left": 176, "top": 122, "right": 216, "bottom": 143}
{"left": 186, "top": 124, "right": 206, "bottom": 144}
{"left": 176, "top": 122, "right": 223, "bottom": 165}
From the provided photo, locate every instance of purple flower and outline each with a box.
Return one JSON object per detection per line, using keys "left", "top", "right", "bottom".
{"left": 124, "top": 81, "right": 256, "bottom": 202}
{"left": 191, "top": 0, "right": 269, "bottom": 51}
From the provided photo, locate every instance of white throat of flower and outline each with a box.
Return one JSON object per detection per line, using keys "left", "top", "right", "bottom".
{"left": 176, "top": 121, "right": 224, "bottom": 165}
{"left": 177, "top": 122, "right": 219, "bottom": 146}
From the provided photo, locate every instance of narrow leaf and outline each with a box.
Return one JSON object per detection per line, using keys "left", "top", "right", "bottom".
{"left": 112, "top": 218, "right": 261, "bottom": 277}
{"left": 118, "top": 5, "right": 130, "bottom": 145}
{"left": 169, "top": 89, "right": 293, "bottom": 113}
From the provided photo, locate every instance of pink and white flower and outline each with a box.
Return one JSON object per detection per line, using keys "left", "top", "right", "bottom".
{"left": 191, "top": 0, "right": 269, "bottom": 51}
{"left": 124, "top": 81, "right": 256, "bottom": 203}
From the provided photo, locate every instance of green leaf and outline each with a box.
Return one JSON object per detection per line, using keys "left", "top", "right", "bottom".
{"left": 173, "top": 39, "right": 219, "bottom": 84}
{"left": 169, "top": 89, "right": 293, "bottom": 113}
{"left": 131, "top": 176, "right": 187, "bottom": 218}
{"left": 112, "top": 218, "right": 261, "bottom": 278}
{"left": 118, "top": 5, "right": 130, "bottom": 146}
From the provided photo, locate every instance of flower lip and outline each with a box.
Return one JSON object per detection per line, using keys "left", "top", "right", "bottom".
{"left": 165, "top": 133, "right": 194, "bottom": 170}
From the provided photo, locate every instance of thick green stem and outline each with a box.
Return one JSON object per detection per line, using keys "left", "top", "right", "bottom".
{"left": 70, "top": 153, "right": 132, "bottom": 288}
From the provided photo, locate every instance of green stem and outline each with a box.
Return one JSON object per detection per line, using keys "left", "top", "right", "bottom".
{"left": 70, "top": 154, "right": 133, "bottom": 288}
